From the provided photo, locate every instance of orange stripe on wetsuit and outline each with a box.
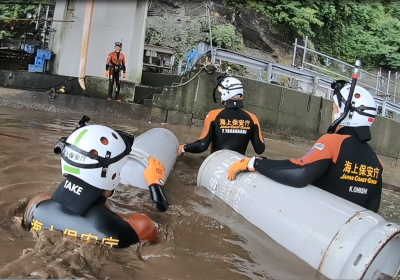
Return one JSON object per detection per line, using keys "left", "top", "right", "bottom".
{"left": 253, "top": 127, "right": 384, "bottom": 213}
{"left": 254, "top": 134, "right": 349, "bottom": 188}
{"left": 378, "top": 157, "right": 384, "bottom": 169}
{"left": 184, "top": 109, "right": 223, "bottom": 153}
{"left": 290, "top": 134, "right": 349, "bottom": 166}
{"left": 198, "top": 109, "right": 223, "bottom": 140}
{"left": 247, "top": 110, "right": 265, "bottom": 145}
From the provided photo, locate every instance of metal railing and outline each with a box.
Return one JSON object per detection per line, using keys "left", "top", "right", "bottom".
{"left": 174, "top": 42, "right": 400, "bottom": 121}
{"left": 293, "top": 36, "right": 400, "bottom": 119}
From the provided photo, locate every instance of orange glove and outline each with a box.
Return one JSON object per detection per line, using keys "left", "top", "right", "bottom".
{"left": 123, "top": 72, "right": 127, "bottom": 79}
{"left": 227, "top": 157, "right": 256, "bottom": 181}
{"left": 105, "top": 70, "right": 109, "bottom": 77}
{"left": 178, "top": 144, "right": 186, "bottom": 156}
{"left": 144, "top": 155, "right": 165, "bottom": 186}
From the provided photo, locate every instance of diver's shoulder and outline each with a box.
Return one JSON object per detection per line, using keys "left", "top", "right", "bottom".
{"left": 316, "top": 133, "right": 350, "bottom": 147}
{"left": 206, "top": 108, "right": 224, "bottom": 119}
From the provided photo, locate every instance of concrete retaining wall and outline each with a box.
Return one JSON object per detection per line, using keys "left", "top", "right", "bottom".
{"left": 0, "top": 69, "right": 399, "bottom": 159}
{"left": 0, "top": 87, "right": 166, "bottom": 123}
{"left": 0, "top": 70, "right": 135, "bottom": 101}
{"left": 149, "top": 70, "right": 400, "bottom": 159}
{"left": 134, "top": 72, "right": 180, "bottom": 104}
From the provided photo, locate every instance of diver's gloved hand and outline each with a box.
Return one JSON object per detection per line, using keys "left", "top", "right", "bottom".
{"left": 105, "top": 70, "right": 109, "bottom": 78}
{"left": 149, "top": 184, "right": 169, "bottom": 212}
{"left": 144, "top": 155, "right": 165, "bottom": 186}
{"left": 227, "top": 157, "right": 256, "bottom": 181}
{"left": 178, "top": 144, "right": 186, "bottom": 156}
{"left": 144, "top": 156, "right": 169, "bottom": 212}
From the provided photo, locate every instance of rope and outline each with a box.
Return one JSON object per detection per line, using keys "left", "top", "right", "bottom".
{"left": 188, "top": 3, "right": 206, "bottom": 14}
{"left": 206, "top": 1, "right": 214, "bottom": 64}
{"left": 136, "top": 65, "right": 209, "bottom": 103}
{"left": 46, "top": 87, "right": 56, "bottom": 99}
{"left": 164, "top": 65, "right": 206, "bottom": 88}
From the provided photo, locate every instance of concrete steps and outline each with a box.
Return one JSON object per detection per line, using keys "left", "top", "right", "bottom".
{"left": 138, "top": 69, "right": 202, "bottom": 108}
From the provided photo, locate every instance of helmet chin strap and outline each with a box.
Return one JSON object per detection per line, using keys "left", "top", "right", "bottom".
{"left": 213, "top": 67, "right": 231, "bottom": 103}
{"left": 327, "top": 59, "right": 361, "bottom": 134}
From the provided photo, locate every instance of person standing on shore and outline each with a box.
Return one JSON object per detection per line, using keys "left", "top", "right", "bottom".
{"left": 105, "top": 42, "right": 127, "bottom": 102}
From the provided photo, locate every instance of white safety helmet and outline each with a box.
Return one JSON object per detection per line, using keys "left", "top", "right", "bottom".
{"left": 60, "top": 125, "right": 131, "bottom": 191}
{"left": 218, "top": 76, "right": 244, "bottom": 101}
{"left": 333, "top": 84, "right": 377, "bottom": 127}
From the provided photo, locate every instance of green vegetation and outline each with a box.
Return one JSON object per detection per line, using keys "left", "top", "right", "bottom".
{"left": 211, "top": 23, "right": 243, "bottom": 51}
{"left": 224, "top": 0, "right": 400, "bottom": 70}
{"left": 0, "top": 1, "right": 47, "bottom": 39}
{"left": 145, "top": 15, "right": 243, "bottom": 68}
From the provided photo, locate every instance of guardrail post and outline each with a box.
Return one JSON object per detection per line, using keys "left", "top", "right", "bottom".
{"left": 267, "top": 63, "right": 273, "bottom": 83}
{"left": 301, "top": 36, "right": 308, "bottom": 70}
{"left": 327, "top": 88, "right": 333, "bottom": 100}
{"left": 375, "top": 70, "right": 380, "bottom": 96}
{"left": 387, "top": 71, "right": 391, "bottom": 96}
{"left": 382, "top": 100, "right": 387, "bottom": 117}
{"left": 292, "top": 38, "right": 297, "bottom": 67}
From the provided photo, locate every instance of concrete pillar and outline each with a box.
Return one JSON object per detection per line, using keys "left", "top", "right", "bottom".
{"left": 50, "top": 0, "right": 87, "bottom": 77}
{"left": 127, "top": 0, "right": 149, "bottom": 83}
{"left": 48, "top": 0, "right": 69, "bottom": 74}
{"left": 50, "top": 0, "right": 148, "bottom": 84}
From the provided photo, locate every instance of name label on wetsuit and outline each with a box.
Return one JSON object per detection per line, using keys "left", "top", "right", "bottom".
{"left": 222, "top": 129, "right": 248, "bottom": 134}
{"left": 348, "top": 186, "right": 368, "bottom": 195}
{"left": 63, "top": 179, "right": 83, "bottom": 195}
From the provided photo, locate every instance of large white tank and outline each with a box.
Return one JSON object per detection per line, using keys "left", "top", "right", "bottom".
{"left": 197, "top": 149, "right": 400, "bottom": 280}
{"left": 120, "top": 128, "right": 179, "bottom": 189}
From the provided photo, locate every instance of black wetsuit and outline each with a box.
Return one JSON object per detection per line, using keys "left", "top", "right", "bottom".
{"left": 185, "top": 102, "right": 265, "bottom": 155}
{"left": 253, "top": 126, "right": 383, "bottom": 212}
{"left": 106, "top": 51, "right": 126, "bottom": 100}
{"left": 25, "top": 176, "right": 140, "bottom": 248}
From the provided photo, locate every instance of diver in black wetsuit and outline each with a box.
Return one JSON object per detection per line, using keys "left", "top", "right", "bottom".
{"left": 23, "top": 118, "right": 169, "bottom": 248}
{"left": 178, "top": 76, "right": 265, "bottom": 156}
{"left": 227, "top": 83, "right": 383, "bottom": 213}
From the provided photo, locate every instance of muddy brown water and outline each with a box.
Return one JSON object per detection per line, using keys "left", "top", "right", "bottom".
{"left": 0, "top": 106, "right": 398, "bottom": 279}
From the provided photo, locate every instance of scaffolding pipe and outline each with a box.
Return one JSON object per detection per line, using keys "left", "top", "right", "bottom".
{"left": 0, "top": 2, "right": 48, "bottom": 4}
{"left": 43, "top": 5, "right": 50, "bottom": 31}
{"left": 206, "top": 1, "right": 214, "bottom": 65}
{"left": 0, "top": 18, "right": 74, "bottom": 22}
{"left": 301, "top": 36, "right": 308, "bottom": 70}
{"left": 292, "top": 38, "right": 297, "bottom": 67}
{"left": 35, "top": 3, "right": 41, "bottom": 30}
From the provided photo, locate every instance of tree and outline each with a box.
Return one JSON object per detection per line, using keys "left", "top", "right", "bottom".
{"left": 224, "top": 0, "right": 400, "bottom": 70}
{"left": 0, "top": 1, "right": 47, "bottom": 39}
